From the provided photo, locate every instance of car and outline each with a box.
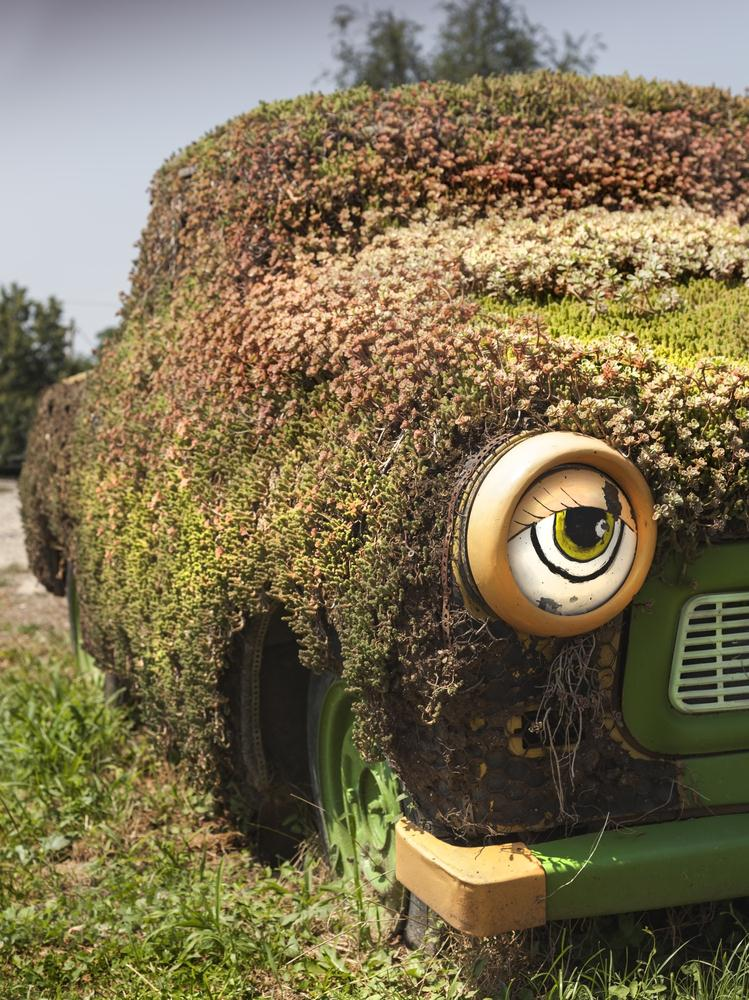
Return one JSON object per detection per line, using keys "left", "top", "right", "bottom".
{"left": 20, "top": 72, "right": 749, "bottom": 938}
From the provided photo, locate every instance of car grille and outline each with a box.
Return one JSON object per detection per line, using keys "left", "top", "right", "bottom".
{"left": 670, "top": 592, "right": 749, "bottom": 713}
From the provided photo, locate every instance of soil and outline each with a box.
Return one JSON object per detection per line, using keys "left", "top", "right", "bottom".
{"left": 0, "top": 476, "right": 69, "bottom": 639}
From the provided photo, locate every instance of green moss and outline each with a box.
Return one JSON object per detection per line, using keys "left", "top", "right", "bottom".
{"left": 483, "top": 279, "right": 749, "bottom": 366}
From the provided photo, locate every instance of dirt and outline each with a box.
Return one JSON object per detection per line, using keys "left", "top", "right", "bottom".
{"left": 0, "top": 476, "right": 69, "bottom": 638}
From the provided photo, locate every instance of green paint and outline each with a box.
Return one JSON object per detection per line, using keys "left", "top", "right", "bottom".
{"left": 66, "top": 571, "right": 97, "bottom": 677}
{"left": 622, "top": 542, "right": 749, "bottom": 755}
{"left": 680, "top": 752, "right": 749, "bottom": 808}
{"left": 536, "top": 813, "right": 749, "bottom": 920}
{"left": 316, "top": 680, "right": 402, "bottom": 895}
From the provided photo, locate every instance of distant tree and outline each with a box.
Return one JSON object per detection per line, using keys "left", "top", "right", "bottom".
{"left": 0, "top": 284, "right": 90, "bottom": 469}
{"left": 329, "top": 0, "right": 603, "bottom": 89}
{"left": 432, "top": 0, "right": 601, "bottom": 79}
{"left": 332, "top": 4, "right": 428, "bottom": 89}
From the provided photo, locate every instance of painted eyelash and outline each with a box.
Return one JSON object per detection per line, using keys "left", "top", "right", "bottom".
{"left": 560, "top": 487, "right": 583, "bottom": 508}
{"left": 523, "top": 491, "right": 576, "bottom": 518}
{"left": 510, "top": 494, "right": 572, "bottom": 536}
{"left": 510, "top": 483, "right": 613, "bottom": 539}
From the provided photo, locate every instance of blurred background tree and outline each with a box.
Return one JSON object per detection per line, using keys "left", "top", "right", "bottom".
{"left": 0, "top": 284, "right": 90, "bottom": 470}
{"left": 331, "top": 0, "right": 603, "bottom": 89}
{"left": 332, "top": 5, "right": 428, "bottom": 88}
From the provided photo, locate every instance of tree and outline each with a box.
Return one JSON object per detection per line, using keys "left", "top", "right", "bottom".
{"left": 0, "top": 284, "right": 90, "bottom": 469}
{"left": 329, "top": 0, "right": 603, "bottom": 89}
{"left": 332, "top": 4, "right": 428, "bottom": 89}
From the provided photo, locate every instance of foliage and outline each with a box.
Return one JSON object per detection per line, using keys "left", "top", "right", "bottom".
{"left": 94, "top": 323, "right": 124, "bottom": 350}
{"left": 495, "top": 278, "right": 749, "bottom": 365}
{"left": 130, "top": 73, "right": 749, "bottom": 321}
{"left": 330, "top": 1, "right": 602, "bottom": 89}
{"left": 432, "top": 0, "right": 601, "bottom": 82}
{"left": 19, "top": 374, "right": 87, "bottom": 595}
{"left": 0, "top": 284, "right": 89, "bottom": 470}
{"left": 19, "top": 77, "right": 749, "bottom": 841}
{"left": 331, "top": 5, "right": 428, "bottom": 89}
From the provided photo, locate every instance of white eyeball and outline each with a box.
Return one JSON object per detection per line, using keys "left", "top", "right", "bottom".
{"left": 507, "top": 466, "right": 637, "bottom": 616}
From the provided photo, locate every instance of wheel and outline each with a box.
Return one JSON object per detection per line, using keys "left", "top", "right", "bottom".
{"left": 226, "top": 609, "right": 434, "bottom": 944}
{"left": 66, "top": 567, "right": 96, "bottom": 676}
{"left": 307, "top": 671, "right": 407, "bottom": 936}
{"left": 223, "top": 605, "right": 312, "bottom": 859}
{"left": 66, "top": 566, "right": 129, "bottom": 702}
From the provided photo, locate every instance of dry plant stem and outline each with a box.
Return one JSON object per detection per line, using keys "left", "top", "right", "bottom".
{"left": 534, "top": 633, "right": 599, "bottom": 825}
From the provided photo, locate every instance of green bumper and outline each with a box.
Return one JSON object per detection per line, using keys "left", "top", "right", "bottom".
{"left": 396, "top": 813, "right": 749, "bottom": 936}
{"left": 538, "top": 813, "right": 749, "bottom": 920}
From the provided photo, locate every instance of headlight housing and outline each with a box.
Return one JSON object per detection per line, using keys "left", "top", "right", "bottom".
{"left": 452, "top": 432, "right": 656, "bottom": 637}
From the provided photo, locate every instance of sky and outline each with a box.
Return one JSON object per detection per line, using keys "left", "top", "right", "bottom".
{"left": 2, "top": 0, "right": 748, "bottom": 354}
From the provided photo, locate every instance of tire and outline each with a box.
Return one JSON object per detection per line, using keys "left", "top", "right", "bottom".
{"left": 228, "top": 611, "right": 435, "bottom": 945}
{"left": 223, "top": 605, "right": 312, "bottom": 859}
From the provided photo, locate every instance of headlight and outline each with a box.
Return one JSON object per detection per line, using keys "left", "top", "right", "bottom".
{"left": 452, "top": 432, "right": 656, "bottom": 637}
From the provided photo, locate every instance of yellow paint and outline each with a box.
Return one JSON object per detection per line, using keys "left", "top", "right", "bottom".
{"left": 395, "top": 819, "right": 546, "bottom": 937}
{"left": 603, "top": 715, "right": 652, "bottom": 761}
{"left": 478, "top": 761, "right": 487, "bottom": 779}
{"left": 506, "top": 712, "right": 545, "bottom": 759}
{"left": 598, "top": 668, "right": 615, "bottom": 691}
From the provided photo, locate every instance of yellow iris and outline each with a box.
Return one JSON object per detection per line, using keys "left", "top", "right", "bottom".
{"left": 554, "top": 509, "right": 615, "bottom": 562}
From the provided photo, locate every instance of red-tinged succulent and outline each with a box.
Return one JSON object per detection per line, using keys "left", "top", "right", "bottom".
{"left": 20, "top": 75, "right": 749, "bottom": 837}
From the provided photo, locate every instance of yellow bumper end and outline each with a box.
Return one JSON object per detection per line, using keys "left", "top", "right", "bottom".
{"left": 395, "top": 818, "right": 546, "bottom": 937}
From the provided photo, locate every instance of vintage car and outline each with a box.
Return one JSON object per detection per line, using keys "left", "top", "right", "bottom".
{"left": 20, "top": 73, "right": 749, "bottom": 938}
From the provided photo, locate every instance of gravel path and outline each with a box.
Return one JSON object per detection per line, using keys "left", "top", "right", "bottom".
{"left": 0, "top": 477, "right": 28, "bottom": 571}
{"left": 0, "top": 477, "right": 69, "bottom": 635}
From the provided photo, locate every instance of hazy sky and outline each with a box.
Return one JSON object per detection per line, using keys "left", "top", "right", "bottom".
{"left": 2, "top": 0, "right": 748, "bottom": 353}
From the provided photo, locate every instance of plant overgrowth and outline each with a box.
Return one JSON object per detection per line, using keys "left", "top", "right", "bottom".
{"left": 19, "top": 75, "right": 749, "bottom": 838}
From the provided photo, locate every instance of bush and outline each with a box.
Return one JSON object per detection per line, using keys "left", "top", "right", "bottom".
{"left": 0, "top": 284, "right": 89, "bottom": 470}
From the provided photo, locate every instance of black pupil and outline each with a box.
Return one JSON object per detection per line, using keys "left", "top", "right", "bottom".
{"left": 564, "top": 507, "right": 607, "bottom": 549}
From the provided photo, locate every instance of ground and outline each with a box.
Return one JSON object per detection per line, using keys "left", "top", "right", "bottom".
{"left": 0, "top": 477, "right": 67, "bottom": 639}
{"left": 0, "top": 475, "right": 473, "bottom": 999}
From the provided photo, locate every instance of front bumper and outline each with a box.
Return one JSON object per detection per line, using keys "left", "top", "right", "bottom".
{"left": 395, "top": 813, "right": 749, "bottom": 937}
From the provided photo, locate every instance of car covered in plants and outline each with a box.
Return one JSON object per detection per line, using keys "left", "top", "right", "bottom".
{"left": 20, "top": 74, "right": 749, "bottom": 937}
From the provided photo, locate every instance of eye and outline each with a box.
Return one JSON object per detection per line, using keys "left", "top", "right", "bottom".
{"left": 451, "top": 432, "right": 657, "bottom": 637}
{"left": 507, "top": 467, "right": 637, "bottom": 616}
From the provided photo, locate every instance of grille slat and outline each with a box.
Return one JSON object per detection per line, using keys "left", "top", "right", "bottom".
{"left": 679, "top": 665, "right": 749, "bottom": 677}
{"left": 669, "top": 591, "right": 749, "bottom": 714}
{"left": 678, "top": 680, "right": 749, "bottom": 694}
{"left": 689, "top": 606, "right": 749, "bottom": 619}
{"left": 683, "top": 644, "right": 749, "bottom": 658}
{"left": 684, "top": 630, "right": 749, "bottom": 641}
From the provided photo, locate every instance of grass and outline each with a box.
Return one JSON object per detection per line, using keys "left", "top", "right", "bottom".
{"left": 3, "top": 630, "right": 749, "bottom": 998}
{"left": 0, "top": 633, "right": 466, "bottom": 998}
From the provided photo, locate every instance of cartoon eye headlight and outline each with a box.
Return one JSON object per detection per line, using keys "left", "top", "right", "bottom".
{"left": 452, "top": 433, "right": 656, "bottom": 637}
